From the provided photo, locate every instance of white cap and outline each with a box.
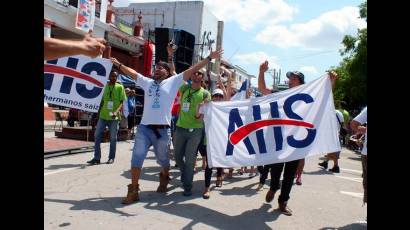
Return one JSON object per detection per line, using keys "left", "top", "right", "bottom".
{"left": 212, "top": 88, "right": 224, "bottom": 96}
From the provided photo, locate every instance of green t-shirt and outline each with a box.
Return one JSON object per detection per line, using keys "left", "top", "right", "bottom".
{"left": 176, "top": 85, "right": 211, "bottom": 128}
{"left": 340, "top": 109, "right": 350, "bottom": 124}
{"left": 99, "top": 83, "right": 127, "bottom": 121}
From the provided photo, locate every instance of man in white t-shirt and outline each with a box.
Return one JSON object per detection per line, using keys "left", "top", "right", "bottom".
{"left": 110, "top": 49, "right": 223, "bottom": 205}
{"left": 318, "top": 109, "right": 345, "bottom": 173}
{"left": 351, "top": 106, "right": 367, "bottom": 204}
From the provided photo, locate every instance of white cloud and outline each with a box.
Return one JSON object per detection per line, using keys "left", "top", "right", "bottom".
{"left": 113, "top": 0, "right": 298, "bottom": 31}
{"left": 233, "top": 51, "right": 280, "bottom": 69}
{"left": 255, "top": 6, "right": 367, "bottom": 50}
{"left": 201, "top": 0, "right": 297, "bottom": 31}
{"left": 299, "top": 66, "right": 318, "bottom": 75}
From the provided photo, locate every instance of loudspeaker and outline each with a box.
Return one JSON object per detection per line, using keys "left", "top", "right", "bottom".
{"left": 154, "top": 27, "right": 195, "bottom": 73}
{"left": 154, "top": 27, "right": 174, "bottom": 65}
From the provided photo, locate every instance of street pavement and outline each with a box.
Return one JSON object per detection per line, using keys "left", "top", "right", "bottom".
{"left": 44, "top": 132, "right": 367, "bottom": 230}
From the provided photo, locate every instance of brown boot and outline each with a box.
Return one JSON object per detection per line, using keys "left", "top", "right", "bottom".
{"left": 278, "top": 201, "right": 292, "bottom": 216}
{"left": 122, "top": 184, "right": 140, "bottom": 205}
{"left": 157, "top": 172, "right": 170, "bottom": 193}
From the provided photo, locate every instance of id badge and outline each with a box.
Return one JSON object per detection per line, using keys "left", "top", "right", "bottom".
{"left": 107, "top": 101, "right": 113, "bottom": 110}
{"left": 182, "top": 102, "right": 190, "bottom": 112}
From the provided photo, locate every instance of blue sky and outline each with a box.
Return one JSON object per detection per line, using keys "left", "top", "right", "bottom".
{"left": 113, "top": 0, "right": 366, "bottom": 87}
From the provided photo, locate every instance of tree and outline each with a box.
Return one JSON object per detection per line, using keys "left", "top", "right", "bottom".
{"left": 333, "top": 0, "right": 367, "bottom": 110}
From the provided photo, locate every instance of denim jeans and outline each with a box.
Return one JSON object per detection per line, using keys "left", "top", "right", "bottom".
{"left": 173, "top": 126, "right": 203, "bottom": 191}
{"left": 93, "top": 118, "right": 119, "bottom": 160}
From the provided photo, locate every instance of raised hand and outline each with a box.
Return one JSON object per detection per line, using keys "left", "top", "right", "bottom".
{"left": 110, "top": 57, "right": 120, "bottom": 66}
{"left": 81, "top": 31, "right": 106, "bottom": 58}
{"left": 259, "top": 61, "right": 269, "bottom": 73}
{"left": 209, "top": 49, "right": 224, "bottom": 60}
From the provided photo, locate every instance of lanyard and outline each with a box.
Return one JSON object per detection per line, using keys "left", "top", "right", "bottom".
{"left": 186, "top": 88, "right": 200, "bottom": 103}
{"left": 108, "top": 85, "right": 115, "bottom": 100}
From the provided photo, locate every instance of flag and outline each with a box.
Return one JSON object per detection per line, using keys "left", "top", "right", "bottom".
{"left": 230, "top": 79, "right": 249, "bottom": 101}
{"left": 75, "top": 0, "right": 96, "bottom": 32}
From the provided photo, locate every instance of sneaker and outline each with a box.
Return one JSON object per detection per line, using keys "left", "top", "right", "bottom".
{"left": 106, "top": 158, "right": 114, "bottom": 164}
{"left": 318, "top": 161, "right": 328, "bottom": 169}
{"left": 87, "top": 159, "right": 100, "bottom": 165}
{"left": 329, "top": 166, "right": 340, "bottom": 173}
{"left": 256, "top": 183, "right": 264, "bottom": 191}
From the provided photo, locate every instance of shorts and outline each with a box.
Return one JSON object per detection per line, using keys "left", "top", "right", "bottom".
{"left": 131, "top": 124, "right": 171, "bottom": 168}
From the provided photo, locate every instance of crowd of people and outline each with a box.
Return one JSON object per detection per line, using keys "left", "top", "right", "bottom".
{"left": 45, "top": 34, "right": 367, "bottom": 218}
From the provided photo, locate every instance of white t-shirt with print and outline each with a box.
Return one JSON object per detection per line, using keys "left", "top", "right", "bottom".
{"left": 353, "top": 107, "right": 367, "bottom": 155}
{"left": 136, "top": 73, "right": 184, "bottom": 125}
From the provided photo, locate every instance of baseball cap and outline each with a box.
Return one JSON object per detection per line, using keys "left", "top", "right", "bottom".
{"left": 212, "top": 88, "right": 224, "bottom": 96}
{"left": 286, "top": 71, "right": 305, "bottom": 84}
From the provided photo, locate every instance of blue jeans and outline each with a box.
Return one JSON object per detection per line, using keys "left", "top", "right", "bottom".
{"left": 131, "top": 124, "right": 171, "bottom": 168}
{"left": 93, "top": 118, "right": 119, "bottom": 160}
{"left": 173, "top": 127, "right": 204, "bottom": 191}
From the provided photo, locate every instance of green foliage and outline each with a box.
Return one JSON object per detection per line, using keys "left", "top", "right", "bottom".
{"left": 333, "top": 0, "right": 367, "bottom": 110}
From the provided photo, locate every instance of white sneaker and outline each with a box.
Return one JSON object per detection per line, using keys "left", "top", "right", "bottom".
{"left": 256, "top": 183, "right": 264, "bottom": 191}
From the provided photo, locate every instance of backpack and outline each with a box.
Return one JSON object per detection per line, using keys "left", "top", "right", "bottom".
{"left": 336, "top": 115, "right": 348, "bottom": 136}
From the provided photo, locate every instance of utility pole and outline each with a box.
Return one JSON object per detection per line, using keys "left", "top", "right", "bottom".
{"left": 213, "top": 21, "right": 224, "bottom": 91}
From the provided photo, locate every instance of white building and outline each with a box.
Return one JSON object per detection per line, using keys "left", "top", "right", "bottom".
{"left": 114, "top": 1, "right": 219, "bottom": 62}
{"left": 44, "top": 0, "right": 110, "bottom": 40}
{"left": 233, "top": 65, "right": 255, "bottom": 88}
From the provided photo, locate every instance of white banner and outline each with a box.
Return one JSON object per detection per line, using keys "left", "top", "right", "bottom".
{"left": 204, "top": 75, "right": 341, "bottom": 168}
{"left": 44, "top": 55, "right": 112, "bottom": 113}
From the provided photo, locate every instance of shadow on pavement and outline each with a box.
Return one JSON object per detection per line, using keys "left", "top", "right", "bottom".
{"left": 319, "top": 222, "right": 367, "bottom": 230}
{"left": 143, "top": 201, "right": 280, "bottom": 230}
{"left": 348, "top": 156, "right": 362, "bottom": 161}
{"left": 45, "top": 164, "right": 87, "bottom": 170}
{"left": 44, "top": 197, "right": 135, "bottom": 217}
{"left": 120, "top": 166, "right": 213, "bottom": 196}
{"left": 303, "top": 169, "right": 334, "bottom": 175}
{"left": 218, "top": 182, "right": 260, "bottom": 197}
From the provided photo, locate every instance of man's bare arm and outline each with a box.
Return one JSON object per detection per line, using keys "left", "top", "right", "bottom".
{"left": 44, "top": 32, "right": 106, "bottom": 60}
{"left": 183, "top": 49, "right": 223, "bottom": 81}
{"left": 111, "top": 58, "right": 139, "bottom": 80}
{"left": 258, "top": 61, "right": 272, "bottom": 95}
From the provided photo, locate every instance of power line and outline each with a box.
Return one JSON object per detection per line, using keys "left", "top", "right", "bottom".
{"left": 278, "top": 50, "right": 338, "bottom": 63}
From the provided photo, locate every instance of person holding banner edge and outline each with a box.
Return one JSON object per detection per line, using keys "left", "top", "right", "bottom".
{"left": 110, "top": 48, "right": 223, "bottom": 205}
{"left": 258, "top": 60, "right": 338, "bottom": 216}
